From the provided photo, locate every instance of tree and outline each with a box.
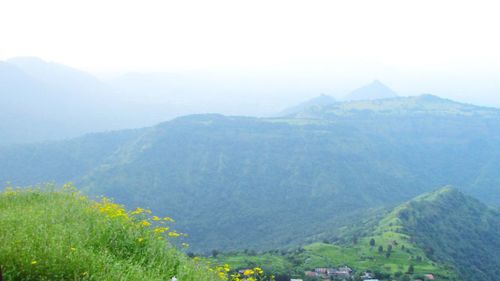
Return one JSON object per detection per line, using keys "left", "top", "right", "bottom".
{"left": 407, "top": 264, "right": 414, "bottom": 274}
{"left": 211, "top": 249, "right": 219, "bottom": 257}
{"left": 370, "top": 238, "right": 376, "bottom": 247}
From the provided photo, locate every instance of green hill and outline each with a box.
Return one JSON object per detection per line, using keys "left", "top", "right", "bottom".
{"left": 214, "top": 187, "right": 500, "bottom": 281}
{"left": 1, "top": 96, "right": 500, "bottom": 252}
{"left": 395, "top": 187, "right": 500, "bottom": 281}
{"left": 0, "top": 185, "right": 220, "bottom": 281}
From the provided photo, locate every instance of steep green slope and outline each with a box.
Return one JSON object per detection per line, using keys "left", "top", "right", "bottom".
{"left": 0, "top": 129, "right": 144, "bottom": 185}
{"left": 215, "top": 188, "right": 500, "bottom": 281}
{"left": 0, "top": 185, "right": 219, "bottom": 281}
{"left": 396, "top": 187, "right": 500, "bottom": 281}
{"left": 1, "top": 96, "right": 500, "bottom": 252}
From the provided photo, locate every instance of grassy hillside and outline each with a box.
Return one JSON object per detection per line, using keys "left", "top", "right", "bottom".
{"left": 397, "top": 187, "right": 500, "bottom": 281}
{"left": 0, "top": 184, "right": 220, "bottom": 281}
{"left": 2, "top": 96, "right": 500, "bottom": 252}
{"left": 215, "top": 188, "right": 500, "bottom": 281}
{"left": 215, "top": 216, "right": 457, "bottom": 280}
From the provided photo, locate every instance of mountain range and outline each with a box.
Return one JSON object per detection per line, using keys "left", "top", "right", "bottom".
{"left": 1, "top": 95, "right": 500, "bottom": 254}
{"left": 1, "top": 57, "right": 418, "bottom": 145}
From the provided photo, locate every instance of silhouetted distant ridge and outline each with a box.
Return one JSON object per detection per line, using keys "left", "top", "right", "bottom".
{"left": 7, "top": 56, "right": 110, "bottom": 93}
{"left": 278, "top": 94, "right": 337, "bottom": 116}
{"left": 292, "top": 94, "right": 500, "bottom": 119}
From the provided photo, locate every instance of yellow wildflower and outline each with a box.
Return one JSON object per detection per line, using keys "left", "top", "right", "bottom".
{"left": 131, "top": 207, "right": 144, "bottom": 215}
{"left": 168, "top": 231, "right": 180, "bottom": 237}
{"left": 154, "top": 227, "right": 169, "bottom": 234}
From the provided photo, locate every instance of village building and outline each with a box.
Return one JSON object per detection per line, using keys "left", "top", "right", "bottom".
{"left": 361, "top": 272, "right": 373, "bottom": 279}
{"left": 424, "top": 274, "right": 435, "bottom": 280}
{"left": 314, "top": 268, "right": 333, "bottom": 274}
{"left": 305, "top": 271, "right": 319, "bottom": 277}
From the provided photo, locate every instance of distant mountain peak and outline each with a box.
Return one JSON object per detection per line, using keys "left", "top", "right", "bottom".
{"left": 6, "top": 56, "right": 108, "bottom": 93}
{"left": 344, "top": 80, "right": 398, "bottom": 101}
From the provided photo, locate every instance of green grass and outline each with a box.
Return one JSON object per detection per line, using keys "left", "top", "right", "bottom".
{"left": 212, "top": 253, "right": 293, "bottom": 274}
{"left": 215, "top": 201, "right": 460, "bottom": 280}
{"left": 294, "top": 206, "right": 458, "bottom": 279}
{"left": 0, "top": 185, "right": 220, "bottom": 281}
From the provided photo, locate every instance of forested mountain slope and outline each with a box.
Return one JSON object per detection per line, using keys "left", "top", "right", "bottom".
{"left": 1, "top": 95, "right": 500, "bottom": 252}
{"left": 216, "top": 187, "right": 500, "bottom": 281}
{"left": 397, "top": 187, "right": 500, "bottom": 281}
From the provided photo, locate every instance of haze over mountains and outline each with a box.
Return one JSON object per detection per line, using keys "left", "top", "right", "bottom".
{"left": 2, "top": 56, "right": 500, "bottom": 280}
{"left": 3, "top": 56, "right": 498, "bottom": 145}
{"left": 344, "top": 79, "right": 398, "bottom": 101}
{"left": 1, "top": 94, "right": 500, "bottom": 255}
{"left": 3, "top": 1, "right": 500, "bottom": 279}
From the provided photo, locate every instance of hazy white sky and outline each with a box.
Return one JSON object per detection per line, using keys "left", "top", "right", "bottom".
{"left": 1, "top": 0, "right": 500, "bottom": 73}
{"left": 1, "top": 0, "right": 499, "bottom": 108}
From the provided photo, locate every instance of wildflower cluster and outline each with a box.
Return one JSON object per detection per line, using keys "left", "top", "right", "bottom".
{"left": 93, "top": 197, "right": 188, "bottom": 245}
{"left": 94, "top": 197, "right": 130, "bottom": 219}
{"left": 210, "top": 264, "right": 273, "bottom": 281}
{"left": 0, "top": 184, "right": 222, "bottom": 281}
{"left": 3, "top": 187, "right": 18, "bottom": 196}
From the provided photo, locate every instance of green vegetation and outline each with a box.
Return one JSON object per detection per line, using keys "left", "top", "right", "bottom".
{"left": 213, "top": 252, "right": 293, "bottom": 276}
{"left": 1, "top": 96, "right": 500, "bottom": 280}
{"left": 1, "top": 96, "right": 500, "bottom": 253}
{"left": 293, "top": 94, "right": 500, "bottom": 118}
{"left": 398, "top": 187, "right": 500, "bottom": 281}
{"left": 215, "top": 187, "right": 500, "bottom": 281}
{"left": 0, "top": 184, "right": 219, "bottom": 281}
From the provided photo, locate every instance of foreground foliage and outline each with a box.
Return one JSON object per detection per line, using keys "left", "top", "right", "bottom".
{"left": 0, "top": 184, "right": 219, "bottom": 281}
